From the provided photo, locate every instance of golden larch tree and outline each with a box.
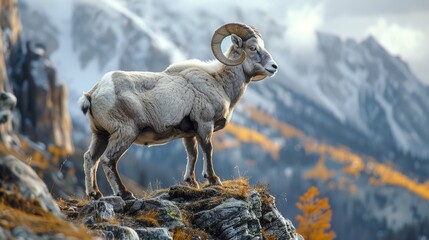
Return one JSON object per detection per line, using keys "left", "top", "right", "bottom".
{"left": 295, "top": 186, "right": 336, "bottom": 240}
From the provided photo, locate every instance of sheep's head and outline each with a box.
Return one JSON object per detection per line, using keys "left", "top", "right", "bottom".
{"left": 211, "top": 23, "right": 278, "bottom": 81}
{"left": 0, "top": 92, "right": 17, "bottom": 124}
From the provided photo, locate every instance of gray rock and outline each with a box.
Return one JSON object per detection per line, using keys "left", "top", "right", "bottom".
{"left": 0, "top": 155, "right": 63, "bottom": 218}
{"left": 0, "top": 226, "right": 11, "bottom": 239}
{"left": 139, "top": 199, "right": 184, "bottom": 229}
{"left": 261, "top": 203, "right": 300, "bottom": 240}
{"left": 99, "top": 196, "right": 125, "bottom": 213}
{"left": 85, "top": 215, "right": 96, "bottom": 226}
{"left": 96, "top": 201, "right": 115, "bottom": 220}
{"left": 12, "top": 226, "right": 37, "bottom": 240}
{"left": 41, "top": 233, "right": 67, "bottom": 240}
{"left": 96, "top": 230, "right": 114, "bottom": 240}
{"left": 126, "top": 199, "right": 144, "bottom": 214}
{"left": 93, "top": 225, "right": 139, "bottom": 240}
{"left": 152, "top": 192, "right": 170, "bottom": 200}
{"left": 194, "top": 198, "right": 261, "bottom": 240}
{"left": 249, "top": 190, "right": 262, "bottom": 218}
{"left": 117, "top": 226, "right": 139, "bottom": 240}
{"left": 135, "top": 227, "right": 172, "bottom": 240}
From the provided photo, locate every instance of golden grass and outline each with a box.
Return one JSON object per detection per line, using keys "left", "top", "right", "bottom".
{"left": 171, "top": 227, "right": 209, "bottom": 240}
{"left": 135, "top": 210, "right": 160, "bottom": 227}
{"left": 56, "top": 197, "right": 92, "bottom": 224}
{"left": 57, "top": 197, "right": 90, "bottom": 210}
{"left": 118, "top": 209, "right": 160, "bottom": 228}
{"left": 0, "top": 190, "right": 93, "bottom": 239}
{"left": 209, "top": 177, "right": 251, "bottom": 200}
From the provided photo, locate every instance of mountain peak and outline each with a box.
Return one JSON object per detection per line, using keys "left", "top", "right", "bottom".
{"left": 361, "top": 35, "right": 391, "bottom": 56}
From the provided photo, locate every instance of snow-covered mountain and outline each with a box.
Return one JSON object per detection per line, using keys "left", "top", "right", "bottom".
{"left": 18, "top": 0, "right": 429, "bottom": 239}
{"left": 19, "top": 0, "right": 429, "bottom": 158}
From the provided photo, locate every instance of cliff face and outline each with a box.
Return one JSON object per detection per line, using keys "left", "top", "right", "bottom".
{"left": 0, "top": 0, "right": 21, "bottom": 89}
{"left": 0, "top": 0, "right": 21, "bottom": 145}
{"left": 0, "top": 0, "right": 73, "bottom": 153}
{"left": 14, "top": 42, "right": 73, "bottom": 153}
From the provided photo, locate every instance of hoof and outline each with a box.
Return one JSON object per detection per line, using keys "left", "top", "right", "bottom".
{"left": 185, "top": 178, "right": 200, "bottom": 189}
{"left": 207, "top": 176, "right": 223, "bottom": 186}
{"left": 88, "top": 191, "right": 103, "bottom": 200}
{"left": 118, "top": 191, "right": 136, "bottom": 200}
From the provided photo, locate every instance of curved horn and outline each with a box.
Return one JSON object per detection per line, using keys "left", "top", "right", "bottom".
{"left": 211, "top": 23, "right": 256, "bottom": 66}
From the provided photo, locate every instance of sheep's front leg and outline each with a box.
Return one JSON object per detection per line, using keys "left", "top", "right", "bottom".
{"left": 183, "top": 137, "right": 200, "bottom": 188}
{"left": 197, "top": 123, "right": 222, "bottom": 186}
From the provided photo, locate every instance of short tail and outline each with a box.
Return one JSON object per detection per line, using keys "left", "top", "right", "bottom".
{"left": 78, "top": 93, "right": 91, "bottom": 115}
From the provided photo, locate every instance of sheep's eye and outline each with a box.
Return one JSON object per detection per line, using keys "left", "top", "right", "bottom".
{"left": 249, "top": 46, "right": 257, "bottom": 51}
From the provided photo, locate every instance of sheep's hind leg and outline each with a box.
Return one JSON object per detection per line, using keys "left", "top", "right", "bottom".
{"left": 84, "top": 132, "right": 108, "bottom": 200}
{"left": 197, "top": 123, "right": 222, "bottom": 186}
{"left": 183, "top": 137, "right": 200, "bottom": 188}
{"left": 100, "top": 127, "right": 137, "bottom": 200}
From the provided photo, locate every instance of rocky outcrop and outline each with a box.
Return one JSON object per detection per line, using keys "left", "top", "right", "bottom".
{"left": 1, "top": 0, "right": 73, "bottom": 154}
{"left": 60, "top": 178, "right": 302, "bottom": 240}
{"left": 0, "top": 147, "right": 300, "bottom": 240}
{"left": 0, "top": 153, "right": 93, "bottom": 239}
{"left": 0, "top": 0, "right": 21, "bottom": 90}
{"left": 0, "top": 188, "right": 93, "bottom": 240}
{"left": 0, "top": 0, "right": 77, "bottom": 202}
{"left": 0, "top": 154, "right": 62, "bottom": 217}
{"left": 13, "top": 42, "right": 74, "bottom": 153}
{"left": 0, "top": 0, "right": 21, "bottom": 146}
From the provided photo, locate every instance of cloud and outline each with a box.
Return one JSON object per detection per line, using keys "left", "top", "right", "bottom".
{"left": 366, "top": 18, "right": 425, "bottom": 60}
{"left": 283, "top": 4, "right": 325, "bottom": 65}
{"left": 366, "top": 18, "right": 429, "bottom": 84}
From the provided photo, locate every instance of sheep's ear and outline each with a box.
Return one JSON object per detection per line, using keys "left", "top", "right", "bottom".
{"left": 231, "top": 34, "right": 243, "bottom": 48}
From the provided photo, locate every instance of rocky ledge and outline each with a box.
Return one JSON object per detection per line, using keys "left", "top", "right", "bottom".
{"left": 0, "top": 154, "right": 301, "bottom": 239}
{"left": 59, "top": 178, "right": 302, "bottom": 240}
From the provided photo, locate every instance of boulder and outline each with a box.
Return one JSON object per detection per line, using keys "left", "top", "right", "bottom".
{"left": 0, "top": 155, "right": 62, "bottom": 217}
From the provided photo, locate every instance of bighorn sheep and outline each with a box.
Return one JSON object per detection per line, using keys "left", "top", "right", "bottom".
{"left": 79, "top": 23, "right": 278, "bottom": 200}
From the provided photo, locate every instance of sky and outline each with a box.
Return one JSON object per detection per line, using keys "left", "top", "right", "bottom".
{"left": 254, "top": 0, "right": 429, "bottom": 84}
